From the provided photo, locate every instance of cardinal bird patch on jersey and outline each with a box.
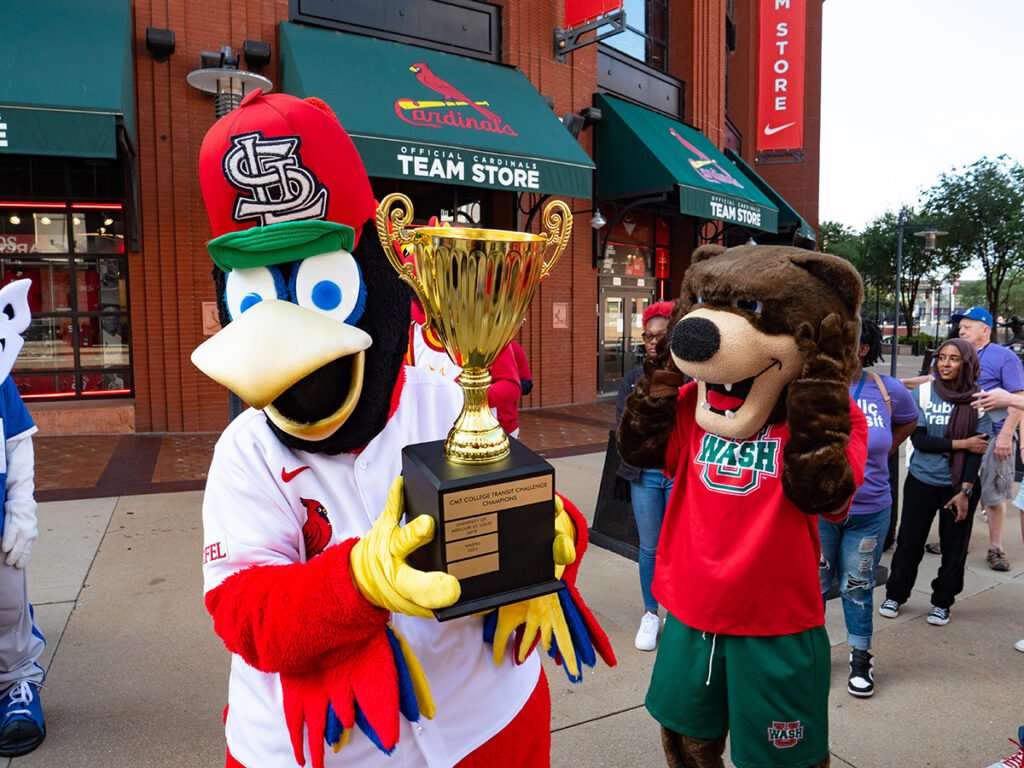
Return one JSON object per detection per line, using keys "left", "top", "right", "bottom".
{"left": 300, "top": 498, "right": 333, "bottom": 559}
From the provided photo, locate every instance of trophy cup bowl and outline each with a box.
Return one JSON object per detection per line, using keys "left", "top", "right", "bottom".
{"left": 377, "top": 192, "right": 571, "bottom": 463}
{"left": 375, "top": 192, "right": 573, "bottom": 619}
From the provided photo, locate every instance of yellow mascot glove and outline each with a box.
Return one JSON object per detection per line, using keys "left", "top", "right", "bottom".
{"left": 491, "top": 592, "right": 579, "bottom": 680}
{"left": 553, "top": 494, "right": 576, "bottom": 579}
{"left": 490, "top": 494, "right": 579, "bottom": 677}
{"left": 350, "top": 477, "right": 461, "bottom": 618}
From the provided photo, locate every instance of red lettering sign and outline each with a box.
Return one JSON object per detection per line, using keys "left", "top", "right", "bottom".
{"left": 564, "top": 0, "right": 623, "bottom": 29}
{"left": 756, "top": 0, "right": 806, "bottom": 153}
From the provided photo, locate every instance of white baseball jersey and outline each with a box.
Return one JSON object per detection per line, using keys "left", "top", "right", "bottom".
{"left": 410, "top": 324, "right": 462, "bottom": 381}
{"left": 202, "top": 365, "right": 539, "bottom": 768}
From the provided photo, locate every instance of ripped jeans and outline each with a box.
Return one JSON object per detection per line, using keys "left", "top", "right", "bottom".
{"left": 818, "top": 507, "right": 890, "bottom": 651}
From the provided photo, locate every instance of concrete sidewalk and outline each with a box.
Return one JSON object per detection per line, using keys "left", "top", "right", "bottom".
{"left": 9, "top": 448, "right": 1024, "bottom": 767}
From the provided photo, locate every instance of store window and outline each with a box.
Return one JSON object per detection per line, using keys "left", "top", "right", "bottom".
{"left": 0, "top": 202, "right": 130, "bottom": 399}
{"left": 598, "top": 210, "right": 671, "bottom": 296}
{"left": 599, "top": 0, "right": 669, "bottom": 71}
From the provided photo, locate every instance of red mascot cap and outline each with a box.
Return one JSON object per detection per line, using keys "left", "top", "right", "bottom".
{"left": 199, "top": 89, "right": 376, "bottom": 272}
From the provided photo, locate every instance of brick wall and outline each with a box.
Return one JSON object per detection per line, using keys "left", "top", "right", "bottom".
{"left": 132, "top": 0, "right": 286, "bottom": 432}
{"left": 124, "top": 0, "right": 821, "bottom": 431}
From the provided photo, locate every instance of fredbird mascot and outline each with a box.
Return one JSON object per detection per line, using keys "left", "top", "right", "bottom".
{"left": 192, "top": 90, "right": 614, "bottom": 768}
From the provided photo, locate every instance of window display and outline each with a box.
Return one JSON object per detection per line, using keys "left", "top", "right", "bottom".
{"left": 0, "top": 203, "right": 130, "bottom": 399}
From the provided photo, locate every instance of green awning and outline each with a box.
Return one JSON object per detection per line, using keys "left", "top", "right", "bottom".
{"left": 0, "top": 0, "right": 135, "bottom": 159}
{"left": 595, "top": 94, "right": 777, "bottom": 233}
{"left": 280, "top": 22, "right": 593, "bottom": 198}
{"left": 725, "top": 149, "right": 815, "bottom": 242}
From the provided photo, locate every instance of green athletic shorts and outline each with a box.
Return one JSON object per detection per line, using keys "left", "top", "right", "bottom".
{"left": 646, "top": 615, "right": 830, "bottom": 768}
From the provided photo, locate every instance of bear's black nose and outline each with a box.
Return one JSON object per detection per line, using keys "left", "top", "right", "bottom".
{"left": 671, "top": 316, "right": 719, "bottom": 362}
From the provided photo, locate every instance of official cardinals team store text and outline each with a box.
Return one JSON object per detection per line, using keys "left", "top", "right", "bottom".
{"left": 396, "top": 147, "right": 542, "bottom": 191}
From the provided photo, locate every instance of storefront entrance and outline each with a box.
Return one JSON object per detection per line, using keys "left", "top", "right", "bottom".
{"left": 599, "top": 284, "right": 655, "bottom": 394}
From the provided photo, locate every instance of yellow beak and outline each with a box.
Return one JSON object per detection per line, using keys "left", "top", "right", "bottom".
{"left": 191, "top": 299, "right": 372, "bottom": 440}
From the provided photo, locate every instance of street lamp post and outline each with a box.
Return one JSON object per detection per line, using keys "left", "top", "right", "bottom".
{"left": 890, "top": 211, "right": 906, "bottom": 377}
{"left": 889, "top": 211, "right": 948, "bottom": 377}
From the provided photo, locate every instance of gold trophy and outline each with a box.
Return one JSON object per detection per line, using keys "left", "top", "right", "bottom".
{"left": 376, "top": 193, "right": 572, "bottom": 620}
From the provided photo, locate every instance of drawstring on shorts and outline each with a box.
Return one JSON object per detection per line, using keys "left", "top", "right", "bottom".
{"left": 702, "top": 631, "right": 717, "bottom": 685}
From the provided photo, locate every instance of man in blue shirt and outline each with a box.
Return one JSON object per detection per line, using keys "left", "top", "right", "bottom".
{"left": 952, "top": 307, "right": 1024, "bottom": 571}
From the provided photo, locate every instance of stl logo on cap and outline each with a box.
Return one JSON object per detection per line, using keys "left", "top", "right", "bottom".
{"left": 199, "top": 89, "right": 376, "bottom": 246}
{"left": 223, "top": 131, "right": 329, "bottom": 226}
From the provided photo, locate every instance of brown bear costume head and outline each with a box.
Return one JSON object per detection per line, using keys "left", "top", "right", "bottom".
{"left": 667, "top": 243, "right": 862, "bottom": 440}
{"left": 618, "top": 243, "right": 864, "bottom": 515}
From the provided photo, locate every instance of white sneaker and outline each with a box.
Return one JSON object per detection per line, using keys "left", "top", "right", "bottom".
{"left": 1014, "top": 638, "right": 1024, "bottom": 653}
{"left": 635, "top": 612, "right": 661, "bottom": 651}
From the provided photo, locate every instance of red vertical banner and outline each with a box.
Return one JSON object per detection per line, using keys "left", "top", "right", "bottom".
{"left": 756, "top": 0, "right": 805, "bottom": 153}
{"left": 564, "top": 0, "right": 623, "bottom": 29}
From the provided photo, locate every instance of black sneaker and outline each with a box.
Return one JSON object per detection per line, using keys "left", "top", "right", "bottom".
{"left": 927, "top": 605, "right": 950, "bottom": 626}
{"left": 878, "top": 598, "right": 900, "bottom": 618}
{"left": 848, "top": 649, "right": 874, "bottom": 697}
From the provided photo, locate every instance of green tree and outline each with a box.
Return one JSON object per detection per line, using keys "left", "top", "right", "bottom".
{"left": 819, "top": 219, "right": 892, "bottom": 321}
{"left": 923, "top": 156, "right": 1024, "bottom": 320}
{"left": 860, "top": 207, "right": 953, "bottom": 337}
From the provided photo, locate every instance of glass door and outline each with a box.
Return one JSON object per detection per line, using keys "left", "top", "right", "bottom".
{"left": 599, "top": 287, "right": 653, "bottom": 394}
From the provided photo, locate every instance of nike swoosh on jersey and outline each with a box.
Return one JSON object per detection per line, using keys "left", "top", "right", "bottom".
{"left": 281, "top": 465, "right": 311, "bottom": 483}
{"left": 763, "top": 122, "right": 796, "bottom": 136}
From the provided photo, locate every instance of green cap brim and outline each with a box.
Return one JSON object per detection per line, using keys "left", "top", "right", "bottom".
{"left": 207, "top": 220, "right": 356, "bottom": 272}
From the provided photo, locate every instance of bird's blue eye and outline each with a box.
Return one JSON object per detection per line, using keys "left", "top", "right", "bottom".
{"left": 311, "top": 281, "right": 342, "bottom": 312}
{"left": 734, "top": 299, "right": 763, "bottom": 313}
{"left": 697, "top": 296, "right": 707, "bottom": 303}
{"left": 240, "top": 293, "right": 262, "bottom": 313}
{"left": 291, "top": 249, "right": 365, "bottom": 324}
{"left": 224, "top": 266, "right": 288, "bottom": 321}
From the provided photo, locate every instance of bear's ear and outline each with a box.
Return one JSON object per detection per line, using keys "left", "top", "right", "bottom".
{"left": 788, "top": 251, "right": 863, "bottom": 316}
{"left": 691, "top": 244, "right": 727, "bottom": 263}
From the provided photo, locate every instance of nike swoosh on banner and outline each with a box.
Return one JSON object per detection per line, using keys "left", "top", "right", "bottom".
{"left": 281, "top": 465, "right": 311, "bottom": 483}
{"left": 763, "top": 122, "right": 795, "bottom": 136}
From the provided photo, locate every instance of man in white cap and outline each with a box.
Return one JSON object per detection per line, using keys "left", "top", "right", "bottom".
{"left": 952, "top": 306, "right": 1024, "bottom": 571}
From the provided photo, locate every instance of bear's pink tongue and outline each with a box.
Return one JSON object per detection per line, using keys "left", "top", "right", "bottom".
{"left": 707, "top": 389, "right": 744, "bottom": 412}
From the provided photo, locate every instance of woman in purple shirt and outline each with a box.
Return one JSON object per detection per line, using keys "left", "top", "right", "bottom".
{"left": 818, "top": 319, "right": 917, "bottom": 698}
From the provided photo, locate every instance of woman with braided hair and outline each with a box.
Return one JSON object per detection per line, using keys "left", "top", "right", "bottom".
{"left": 818, "top": 318, "right": 917, "bottom": 697}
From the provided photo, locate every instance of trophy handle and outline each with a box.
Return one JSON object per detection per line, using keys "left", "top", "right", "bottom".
{"left": 376, "top": 193, "right": 436, "bottom": 325}
{"left": 538, "top": 199, "right": 573, "bottom": 281}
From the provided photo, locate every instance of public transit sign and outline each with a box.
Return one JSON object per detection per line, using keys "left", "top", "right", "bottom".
{"left": 756, "top": 0, "right": 805, "bottom": 153}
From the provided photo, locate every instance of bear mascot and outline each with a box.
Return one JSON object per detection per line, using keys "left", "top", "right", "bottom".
{"left": 190, "top": 89, "right": 614, "bottom": 768}
{"left": 617, "top": 244, "right": 868, "bottom": 768}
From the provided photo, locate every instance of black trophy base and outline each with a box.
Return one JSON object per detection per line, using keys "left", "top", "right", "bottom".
{"left": 402, "top": 437, "right": 563, "bottom": 621}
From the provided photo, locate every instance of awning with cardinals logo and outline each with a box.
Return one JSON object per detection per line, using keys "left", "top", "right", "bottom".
{"left": 279, "top": 22, "right": 594, "bottom": 199}
{"left": 594, "top": 94, "right": 778, "bottom": 234}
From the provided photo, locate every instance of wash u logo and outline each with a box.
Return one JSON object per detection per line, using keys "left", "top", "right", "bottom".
{"left": 694, "top": 427, "right": 781, "bottom": 495}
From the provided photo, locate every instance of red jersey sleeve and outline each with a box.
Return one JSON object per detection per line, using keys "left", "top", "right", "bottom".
{"left": 664, "top": 382, "right": 697, "bottom": 478}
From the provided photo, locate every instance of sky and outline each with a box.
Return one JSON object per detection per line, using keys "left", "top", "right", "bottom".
{"left": 819, "top": 1, "right": 1024, "bottom": 233}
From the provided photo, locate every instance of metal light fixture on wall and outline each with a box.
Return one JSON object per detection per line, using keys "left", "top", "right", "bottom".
{"left": 589, "top": 211, "right": 607, "bottom": 229}
{"left": 562, "top": 106, "right": 602, "bottom": 139}
{"left": 187, "top": 45, "right": 273, "bottom": 118}
{"left": 145, "top": 28, "right": 176, "bottom": 62}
